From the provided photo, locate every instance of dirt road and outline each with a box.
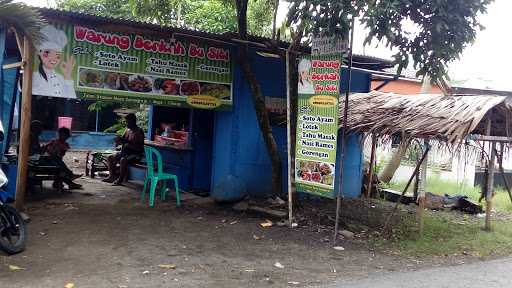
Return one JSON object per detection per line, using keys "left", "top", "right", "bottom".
{"left": 0, "top": 175, "right": 483, "bottom": 288}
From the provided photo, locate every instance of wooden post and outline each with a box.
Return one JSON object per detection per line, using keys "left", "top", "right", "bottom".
{"left": 485, "top": 142, "right": 496, "bottom": 231}
{"left": 14, "top": 37, "right": 33, "bottom": 211}
{"left": 365, "top": 134, "right": 377, "bottom": 198}
{"left": 417, "top": 140, "right": 429, "bottom": 237}
{"left": 285, "top": 50, "right": 294, "bottom": 227}
{"left": 484, "top": 117, "right": 494, "bottom": 231}
{"left": 383, "top": 145, "right": 430, "bottom": 234}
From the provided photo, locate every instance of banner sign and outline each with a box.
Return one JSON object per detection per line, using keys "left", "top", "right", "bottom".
{"left": 295, "top": 53, "right": 342, "bottom": 198}
{"left": 312, "top": 36, "right": 348, "bottom": 56}
{"left": 32, "top": 22, "right": 233, "bottom": 110}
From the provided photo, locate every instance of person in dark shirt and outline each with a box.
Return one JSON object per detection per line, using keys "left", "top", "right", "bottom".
{"left": 103, "top": 113, "right": 145, "bottom": 185}
{"left": 44, "top": 127, "right": 82, "bottom": 190}
{"left": 29, "top": 123, "right": 81, "bottom": 190}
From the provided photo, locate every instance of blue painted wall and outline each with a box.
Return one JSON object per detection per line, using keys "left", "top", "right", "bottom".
{"left": 40, "top": 130, "right": 116, "bottom": 150}
{"left": 211, "top": 51, "right": 370, "bottom": 199}
{"left": 0, "top": 28, "right": 19, "bottom": 156}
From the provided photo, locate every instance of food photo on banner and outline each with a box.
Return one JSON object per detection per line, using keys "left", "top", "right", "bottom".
{"left": 295, "top": 54, "right": 342, "bottom": 198}
{"left": 31, "top": 21, "right": 234, "bottom": 110}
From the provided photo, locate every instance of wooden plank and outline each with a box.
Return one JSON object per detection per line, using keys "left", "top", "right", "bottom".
{"left": 14, "top": 37, "right": 33, "bottom": 211}
{"left": 249, "top": 206, "right": 287, "bottom": 219}
{"left": 2, "top": 61, "right": 23, "bottom": 70}
{"left": 365, "top": 134, "right": 377, "bottom": 198}
{"left": 383, "top": 145, "right": 430, "bottom": 234}
{"left": 484, "top": 118, "right": 494, "bottom": 231}
{"left": 417, "top": 140, "right": 429, "bottom": 237}
{"left": 11, "top": 28, "right": 24, "bottom": 57}
{"left": 469, "top": 135, "right": 512, "bottom": 143}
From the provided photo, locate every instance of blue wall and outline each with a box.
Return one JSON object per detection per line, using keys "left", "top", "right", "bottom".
{"left": 40, "top": 130, "right": 116, "bottom": 150}
{"left": 211, "top": 52, "right": 370, "bottom": 199}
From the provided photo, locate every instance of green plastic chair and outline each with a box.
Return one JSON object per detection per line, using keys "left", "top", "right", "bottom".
{"left": 141, "top": 145, "right": 180, "bottom": 207}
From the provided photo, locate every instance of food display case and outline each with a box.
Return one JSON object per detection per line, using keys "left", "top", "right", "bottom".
{"left": 145, "top": 105, "right": 214, "bottom": 191}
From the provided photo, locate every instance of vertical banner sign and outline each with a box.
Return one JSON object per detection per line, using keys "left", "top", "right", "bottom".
{"left": 295, "top": 42, "right": 342, "bottom": 198}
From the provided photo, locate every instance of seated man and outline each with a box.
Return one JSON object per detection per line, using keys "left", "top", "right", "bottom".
{"left": 29, "top": 122, "right": 81, "bottom": 190}
{"left": 44, "top": 127, "right": 82, "bottom": 190}
{"left": 103, "top": 113, "right": 144, "bottom": 185}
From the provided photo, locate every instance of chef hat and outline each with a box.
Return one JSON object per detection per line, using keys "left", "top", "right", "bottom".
{"left": 298, "top": 59, "right": 311, "bottom": 73}
{"left": 37, "top": 25, "right": 68, "bottom": 52}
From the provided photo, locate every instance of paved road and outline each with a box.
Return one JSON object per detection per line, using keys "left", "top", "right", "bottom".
{"left": 328, "top": 258, "right": 512, "bottom": 288}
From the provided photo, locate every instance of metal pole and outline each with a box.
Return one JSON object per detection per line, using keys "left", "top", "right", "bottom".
{"left": 286, "top": 51, "right": 294, "bottom": 227}
{"left": 95, "top": 110, "right": 99, "bottom": 132}
{"left": 334, "top": 17, "right": 355, "bottom": 243}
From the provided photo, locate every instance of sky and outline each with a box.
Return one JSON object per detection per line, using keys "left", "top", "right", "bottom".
{"left": 18, "top": 0, "right": 512, "bottom": 91}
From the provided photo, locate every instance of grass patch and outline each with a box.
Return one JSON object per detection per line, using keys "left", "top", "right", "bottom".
{"left": 376, "top": 176, "right": 512, "bottom": 256}
{"left": 378, "top": 212, "right": 512, "bottom": 257}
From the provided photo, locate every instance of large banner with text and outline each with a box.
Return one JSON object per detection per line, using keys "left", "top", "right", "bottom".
{"left": 295, "top": 54, "right": 341, "bottom": 198}
{"left": 32, "top": 22, "right": 233, "bottom": 110}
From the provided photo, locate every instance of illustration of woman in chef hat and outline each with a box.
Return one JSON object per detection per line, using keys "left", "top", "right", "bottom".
{"left": 297, "top": 58, "right": 315, "bottom": 94}
{"left": 32, "top": 25, "right": 76, "bottom": 99}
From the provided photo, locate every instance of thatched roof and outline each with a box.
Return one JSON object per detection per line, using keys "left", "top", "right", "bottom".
{"left": 341, "top": 91, "right": 512, "bottom": 144}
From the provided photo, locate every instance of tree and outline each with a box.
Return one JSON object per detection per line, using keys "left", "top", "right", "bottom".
{"left": 57, "top": 0, "right": 134, "bottom": 19}
{"left": 287, "top": 0, "right": 492, "bottom": 189}
{"left": 57, "top": 0, "right": 273, "bottom": 36}
{"left": 231, "top": 0, "right": 284, "bottom": 196}
{"left": 183, "top": 0, "right": 238, "bottom": 33}
{"left": 0, "top": 0, "right": 46, "bottom": 43}
{"left": 287, "top": 0, "right": 493, "bottom": 82}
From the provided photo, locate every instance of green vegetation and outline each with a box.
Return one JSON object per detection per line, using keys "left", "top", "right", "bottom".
{"left": 376, "top": 212, "right": 512, "bottom": 257}
{"left": 56, "top": 0, "right": 274, "bottom": 36}
{"left": 377, "top": 176, "right": 512, "bottom": 256}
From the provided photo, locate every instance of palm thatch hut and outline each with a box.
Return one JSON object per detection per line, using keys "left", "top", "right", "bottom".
{"left": 341, "top": 91, "right": 512, "bottom": 232}
{"left": 340, "top": 91, "right": 512, "bottom": 144}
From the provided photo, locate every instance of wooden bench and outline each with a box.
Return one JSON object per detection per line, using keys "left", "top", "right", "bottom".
{"left": 27, "top": 163, "right": 62, "bottom": 193}
{"left": 86, "top": 151, "right": 148, "bottom": 182}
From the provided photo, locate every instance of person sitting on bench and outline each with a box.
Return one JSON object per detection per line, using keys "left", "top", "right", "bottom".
{"left": 29, "top": 122, "right": 81, "bottom": 190}
{"left": 103, "top": 113, "right": 144, "bottom": 185}
{"left": 44, "top": 127, "right": 82, "bottom": 190}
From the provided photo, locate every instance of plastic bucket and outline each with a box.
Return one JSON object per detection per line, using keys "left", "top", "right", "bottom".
{"left": 58, "top": 117, "right": 73, "bottom": 130}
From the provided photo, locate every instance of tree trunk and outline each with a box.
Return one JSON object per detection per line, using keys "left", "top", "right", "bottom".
{"left": 379, "top": 137, "right": 411, "bottom": 183}
{"left": 235, "top": 0, "right": 283, "bottom": 195}
{"left": 271, "top": 0, "right": 279, "bottom": 40}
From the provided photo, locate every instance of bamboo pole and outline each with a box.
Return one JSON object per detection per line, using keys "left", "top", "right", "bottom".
{"left": 417, "top": 140, "right": 429, "bottom": 237}
{"left": 334, "top": 17, "right": 355, "bottom": 243}
{"left": 365, "top": 134, "right": 377, "bottom": 198}
{"left": 485, "top": 142, "right": 496, "bottom": 231}
{"left": 14, "top": 36, "right": 33, "bottom": 211}
{"left": 286, "top": 50, "right": 294, "bottom": 227}
{"left": 484, "top": 118, "right": 495, "bottom": 231}
{"left": 383, "top": 145, "right": 430, "bottom": 234}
